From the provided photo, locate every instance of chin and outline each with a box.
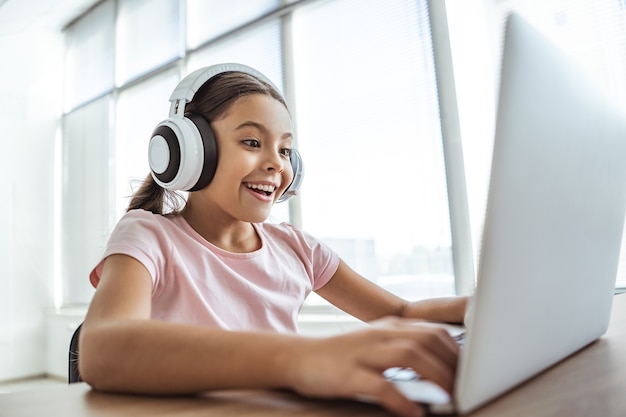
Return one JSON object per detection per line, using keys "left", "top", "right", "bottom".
{"left": 243, "top": 211, "right": 272, "bottom": 224}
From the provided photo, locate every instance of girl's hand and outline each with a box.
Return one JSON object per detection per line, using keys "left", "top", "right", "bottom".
{"left": 282, "top": 319, "right": 459, "bottom": 417}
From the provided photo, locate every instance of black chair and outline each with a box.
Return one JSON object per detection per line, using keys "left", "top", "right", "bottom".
{"left": 68, "top": 323, "right": 83, "bottom": 383}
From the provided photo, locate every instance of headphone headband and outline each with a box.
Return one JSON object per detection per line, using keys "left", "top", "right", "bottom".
{"left": 167, "top": 63, "right": 281, "bottom": 118}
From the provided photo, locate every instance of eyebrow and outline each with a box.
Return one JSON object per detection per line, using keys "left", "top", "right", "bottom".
{"left": 235, "top": 120, "right": 293, "bottom": 141}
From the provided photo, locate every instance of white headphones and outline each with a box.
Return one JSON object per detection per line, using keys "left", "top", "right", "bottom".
{"left": 148, "top": 63, "right": 303, "bottom": 203}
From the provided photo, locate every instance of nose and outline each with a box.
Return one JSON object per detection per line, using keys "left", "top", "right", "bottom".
{"left": 264, "top": 149, "right": 285, "bottom": 173}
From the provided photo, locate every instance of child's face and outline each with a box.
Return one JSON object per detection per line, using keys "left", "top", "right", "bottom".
{"left": 203, "top": 94, "right": 294, "bottom": 223}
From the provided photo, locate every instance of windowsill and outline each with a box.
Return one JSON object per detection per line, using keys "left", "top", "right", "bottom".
{"left": 46, "top": 305, "right": 89, "bottom": 317}
{"left": 297, "top": 309, "right": 367, "bottom": 336}
{"left": 45, "top": 304, "right": 365, "bottom": 337}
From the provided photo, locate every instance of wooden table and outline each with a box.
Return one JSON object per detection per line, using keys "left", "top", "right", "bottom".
{"left": 2, "top": 294, "right": 626, "bottom": 417}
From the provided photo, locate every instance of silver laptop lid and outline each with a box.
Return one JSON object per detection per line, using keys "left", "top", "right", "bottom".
{"left": 455, "top": 12, "right": 626, "bottom": 414}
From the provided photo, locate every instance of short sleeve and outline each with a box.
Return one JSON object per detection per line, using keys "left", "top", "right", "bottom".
{"left": 276, "top": 223, "right": 340, "bottom": 291}
{"left": 88, "top": 210, "right": 171, "bottom": 289}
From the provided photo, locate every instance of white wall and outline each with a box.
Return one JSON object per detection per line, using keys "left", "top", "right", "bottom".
{"left": 0, "top": 27, "right": 63, "bottom": 381}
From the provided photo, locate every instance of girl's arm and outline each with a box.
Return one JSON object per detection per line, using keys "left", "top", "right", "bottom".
{"left": 80, "top": 254, "right": 459, "bottom": 417}
{"left": 315, "top": 259, "right": 469, "bottom": 324}
{"left": 80, "top": 253, "right": 300, "bottom": 393}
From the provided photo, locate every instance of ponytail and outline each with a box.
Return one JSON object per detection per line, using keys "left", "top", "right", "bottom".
{"left": 127, "top": 174, "right": 185, "bottom": 215}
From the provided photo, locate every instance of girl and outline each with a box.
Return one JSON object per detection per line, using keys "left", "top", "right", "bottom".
{"left": 80, "top": 63, "right": 468, "bottom": 417}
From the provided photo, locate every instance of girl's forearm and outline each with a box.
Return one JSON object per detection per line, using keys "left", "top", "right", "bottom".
{"left": 400, "top": 296, "right": 469, "bottom": 324}
{"left": 79, "top": 319, "right": 305, "bottom": 394}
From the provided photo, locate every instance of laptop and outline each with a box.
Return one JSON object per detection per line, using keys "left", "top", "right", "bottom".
{"left": 386, "top": 11, "right": 626, "bottom": 414}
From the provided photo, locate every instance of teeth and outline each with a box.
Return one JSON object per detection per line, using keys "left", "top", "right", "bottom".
{"left": 246, "top": 183, "right": 276, "bottom": 193}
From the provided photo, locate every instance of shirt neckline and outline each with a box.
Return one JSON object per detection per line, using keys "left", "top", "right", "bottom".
{"left": 173, "top": 215, "right": 265, "bottom": 259}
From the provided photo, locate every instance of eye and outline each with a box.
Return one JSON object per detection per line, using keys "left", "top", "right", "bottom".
{"left": 280, "top": 148, "right": 292, "bottom": 158}
{"left": 242, "top": 139, "right": 260, "bottom": 148}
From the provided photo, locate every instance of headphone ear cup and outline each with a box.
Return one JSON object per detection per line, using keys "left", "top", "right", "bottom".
{"left": 276, "top": 148, "right": 304, "bottom": 203}
{"left": 148, "top": 120, "right": 183, "bottom": 187}
{"left": 185, "top": 113, "right": 218, "bottom": 191}
{"left": 148, "top": 113, "right": 218, "bottom": 191}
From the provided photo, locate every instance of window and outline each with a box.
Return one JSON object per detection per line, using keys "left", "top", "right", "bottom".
{"left": 187, "top": 20, "right": 284, "bottom": 92}
{"left": 61, "top": 97, "right": 113, "bottom": 304}
{"left": 63, "top": 1, "right": 114, "bottom": 111}
{"left": 61, "top": 0, "right": 626, "bottom": 309}
{"left": 291, "top": 0, "right": 455, "bottom": 303}
{"left": 115, "top": 0, "right": 183, "bottom": 85}
{"left": 186, "top": 0, "right": 281, "bottom": 49}
{"left": 61, "top": 0, "right": 455, "bottom": 307}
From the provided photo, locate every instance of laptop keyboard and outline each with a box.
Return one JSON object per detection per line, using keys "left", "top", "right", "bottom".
{"left": 452, "top": 331, "right": 467, "bottom": 347}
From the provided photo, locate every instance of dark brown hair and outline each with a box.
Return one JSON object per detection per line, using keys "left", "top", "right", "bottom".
{"left": 127, "top": 71, "right": 287, "bottom": 215}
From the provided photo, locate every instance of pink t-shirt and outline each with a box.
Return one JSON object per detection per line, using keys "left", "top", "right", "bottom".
{"left": 89, "top": 209, "right": 339, "bottom": 333}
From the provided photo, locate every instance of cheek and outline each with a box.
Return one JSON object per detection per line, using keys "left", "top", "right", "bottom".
{"left": 281, "top": 164, "right": 295, "bottom": 189}
{"left": 214, "top": 152, "right": 249, "bottom": 179}
{"left": 206, "top": 164, "right": 242, "bottom": 193}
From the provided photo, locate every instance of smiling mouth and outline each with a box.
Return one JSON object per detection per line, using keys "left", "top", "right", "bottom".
{"left": 245, "top": 183, "right": 276, "bottom": 196}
